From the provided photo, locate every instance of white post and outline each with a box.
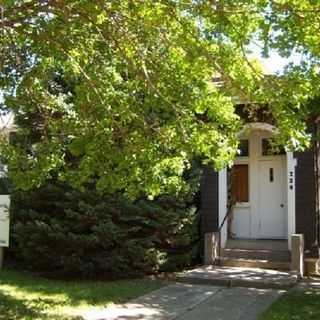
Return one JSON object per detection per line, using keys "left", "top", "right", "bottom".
{"left": 287, "top": 152, "right": 297, "bottom": 250}
{"left": 291, "top": 234, "right": 304, "bottom": 277}
{"left": 204, "top": 232, "right": 220, "bottom": 265}
{"left": 219, "top": 169, "right": 228, "bottom": 248}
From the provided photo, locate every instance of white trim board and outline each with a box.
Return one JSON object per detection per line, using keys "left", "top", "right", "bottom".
{"left": 287, "top": 152, "right": 297, "bottom": 250}
{"left": 218, "top": 169, "right": 228, "bottom": 248}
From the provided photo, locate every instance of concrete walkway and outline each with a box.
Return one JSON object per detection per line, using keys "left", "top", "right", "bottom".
{"left": 178, "top": 266, "right": 298, "bottom": 289}
{"left": 295, "top": 277, "right": 320, "bottom": 290}
{"left": 81, "top": 283, "right": 284, "bottom": 320}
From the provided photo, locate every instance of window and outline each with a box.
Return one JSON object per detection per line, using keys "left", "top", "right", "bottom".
{"left": 0, "top": 177, "right": 11, "bottom": 195}
{"left": 262, "top": 139, "right": 285, "bottom": 156}
{"left": 231, "top": 164, "right": 249, "bottom": 202}
{"left": 0, "top": 165, "right": 11, "bottom": 195}
{"left": 238, "top": 139, "right": 249, "bottom": 157}
{"left": 269, "top": 168, "right": 274, "bottom": 182}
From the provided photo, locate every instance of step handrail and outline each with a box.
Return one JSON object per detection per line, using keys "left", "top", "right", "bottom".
{"left": 217, "top": 169, "right": 236, "bottom": 265}
{"left": 217, "top": 204, "right": 234, "bottom": 265}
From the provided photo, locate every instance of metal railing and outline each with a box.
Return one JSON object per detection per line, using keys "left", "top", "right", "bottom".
{"left": 217, "top": 176, "right": 236, "bottom": 265}
{"left": 215, "top": 168, "right": 236, "bottom": 265}
{"left": 217, "top": 206, "right": 233, "bottom": 265}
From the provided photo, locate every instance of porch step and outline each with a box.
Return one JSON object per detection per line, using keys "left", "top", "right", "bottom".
{"left": 177, "top": 266, "right": 298, "bottom": 289}
{"left": 221, "top": 239, "right": 291, "bottom": 271}
{"left": 221, "top": 248, "right": 291, "bottom": 262}
{"left": 226, "top": 239, "right": 288, "bottom": 251}
{"left": 220, "top": 257, "right": 290, "bottom": 271}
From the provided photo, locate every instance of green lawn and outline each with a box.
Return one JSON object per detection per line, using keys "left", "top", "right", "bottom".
{"left": 0, "top": 269, "right": 163, "bottom": 320}
{"left": 260, "top": 288, "right": 320, "bottom": 320}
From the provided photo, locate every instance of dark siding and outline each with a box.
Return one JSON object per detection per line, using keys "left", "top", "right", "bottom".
{"left": 315, "top": 121, "right": 320, "bottom": 254}
{"left": 295, "top": 150, "right": 317, "bottom": 254}
{"left": 200, "top": 166, "right": 219, "bottom": 236}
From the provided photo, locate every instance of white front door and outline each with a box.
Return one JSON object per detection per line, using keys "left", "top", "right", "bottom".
{"left": 258, "top": 159, "right": 287, "bottom": 239}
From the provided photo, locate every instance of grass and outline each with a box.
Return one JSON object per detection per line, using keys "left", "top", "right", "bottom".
{"left": 0, "top": 269, "right": 163, "bottom": 320}
{"left": 260, "top": 288, "right": 320, "bottom": 320}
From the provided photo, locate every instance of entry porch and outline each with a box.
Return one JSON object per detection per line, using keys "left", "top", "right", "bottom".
{"left": 218, "top": 123, "right": 296, "bottom": 250}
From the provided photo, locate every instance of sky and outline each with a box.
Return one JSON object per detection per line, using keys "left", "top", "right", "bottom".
{"left": 256, "top": 52, "right": 303, "bottom": 74}
{"left": 248, "top": 43, "right": 303, "bottom": 74}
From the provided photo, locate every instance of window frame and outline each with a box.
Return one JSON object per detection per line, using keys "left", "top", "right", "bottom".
{"left": 231, "top": 163, "right": 250, "bottom": 205}
{"left": 260, "top": 138, "right": 286, "bottom": 157}
{"left": 238, "top": 139, "right": 250, "bottom": 157}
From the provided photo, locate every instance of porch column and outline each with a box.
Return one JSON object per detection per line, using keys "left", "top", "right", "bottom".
{"left": 204, "top": 232, "right": 219, "bottom": 265}
{"left": 291, "top": 234, "right": 304, "bottom": 277}
{"left": 287, "top": 152, "right": 297, "bottom": 250}
{"left": 218, "top": 169, "right": 228, "bottom": 248}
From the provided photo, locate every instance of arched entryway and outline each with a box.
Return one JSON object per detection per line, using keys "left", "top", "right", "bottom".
{"left": 218, "top": 122, "right": 296, "bottom": 249}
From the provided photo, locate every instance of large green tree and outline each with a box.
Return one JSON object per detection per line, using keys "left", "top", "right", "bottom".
{"left": 0, "top": 1, "right": 319, "bottom": 196}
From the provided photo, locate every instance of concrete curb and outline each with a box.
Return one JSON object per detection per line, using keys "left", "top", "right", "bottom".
{"left": 176, "top": 272, "right": 298, "bottom": 290}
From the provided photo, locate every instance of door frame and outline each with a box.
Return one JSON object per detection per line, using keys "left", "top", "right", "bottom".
{"left": 218, "top": 122, "right": 297, "bottom": 250}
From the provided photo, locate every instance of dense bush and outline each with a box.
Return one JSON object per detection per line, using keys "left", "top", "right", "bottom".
{"left": 9, "top": 183, "right": 199, "bottom": 278}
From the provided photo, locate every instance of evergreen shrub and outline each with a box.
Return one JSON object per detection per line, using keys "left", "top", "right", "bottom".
{"left": 10, "top": 183, "right": 199, "bottom": 278}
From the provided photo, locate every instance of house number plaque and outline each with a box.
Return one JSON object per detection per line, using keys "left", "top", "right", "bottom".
{"left": 289, "top": 171, "right": 294, "bottom": 190}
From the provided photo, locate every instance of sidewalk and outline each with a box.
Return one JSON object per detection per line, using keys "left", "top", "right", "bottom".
{"left": 81, "top": 283, "right": 284, "bottom": 320}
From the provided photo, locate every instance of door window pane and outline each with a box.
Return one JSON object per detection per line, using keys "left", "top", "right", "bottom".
{"left": 231, "top": 164, "right": 249, "bottom": 202}
{"left": 262, "top": 139, "right": 285, "bottom": 156}
{"left": 238, "top": 140, "right": 249, "bottom": 157}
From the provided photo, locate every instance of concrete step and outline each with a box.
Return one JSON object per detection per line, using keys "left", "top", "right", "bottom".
{"left": 221, "top": 248, "right": 291, "bottom": 262}
{"left": 220, "top": 257, "right": 290, "bottom": 271}
{"left": 226, "top": 239, "right": 288, "bottom": 251}
{"left": 177, "top": 266, "right": 298, "bottom": 290}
